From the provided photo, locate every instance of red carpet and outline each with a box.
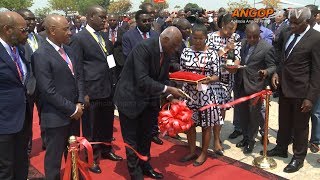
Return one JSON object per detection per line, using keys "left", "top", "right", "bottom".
{"left": 29, "top": 109, "right": 284, "bottom": 180}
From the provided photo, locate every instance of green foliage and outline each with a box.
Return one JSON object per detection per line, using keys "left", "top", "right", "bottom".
{"left": 108, "top": 0, "right": 132, "bottom": 14}
{"left": 35, "top": 7, "right": 52, "bottom": 18}
{"left": 49, "top": 0, "right": 77, "bottom": 15}
{"left": 227, "top": 0, "right": 251, "bottom": 12}
{"left": 184, "top": 3, "right": 199, "bottom": 11}
{"left": 76, "top": 0, "right": 109, "bottom": 15}
{"left": 0, "top": 0, "right": 33, "bottom": 11}
{"left": 140, "top": 0, "right": 169, "bottom": 11}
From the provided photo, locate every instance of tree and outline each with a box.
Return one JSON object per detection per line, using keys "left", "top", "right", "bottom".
{"left": 75, "top": 0, "right": 110, "bottom": 15}
{"left": 140, "top": 0, "right": 169, "bottom": 11}
{"left": 108, "top": 0, "right": 132, "bottom": 14}
{"left": 184, "top": 3, "right": 199, "bottom": 11}
{"left": 49, "top": 0, "right": 77, "bottom": 16}
{"left": 261, "top": 0, "right": 281, "bottom": 9}
{"left": 174, "top": 5, "right": 181, "bottom": 9}
{"left": 227, "top": 0, "right": 251, "bottom": 12}
{"left": 0, "top": 0, "right": 33, "bottom": 11}
{"left": 35, "top": 7, "right": 52, "bottom": 18}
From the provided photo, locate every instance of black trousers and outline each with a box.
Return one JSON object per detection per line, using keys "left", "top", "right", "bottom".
{"left": 0, "top": 107, "right": 31, "bottom": 180}
{"left": 276, "top": 94, "right": 310, "bottom": 161}
{"left": 89, "top": 98, "right": 115, "bottom": 162}
{"left": 119, "top": 106, "right": 159, "bottom": 180}
{"left": 238, "top": 86, "right": 263, "bottom": 143}
{"left": 44, "top": 121, "right": 79, "bottom": 180}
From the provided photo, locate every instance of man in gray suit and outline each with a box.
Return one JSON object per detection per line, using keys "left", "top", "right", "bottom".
{"left": 234, "top": 23, "right": 276, "bottom": 154}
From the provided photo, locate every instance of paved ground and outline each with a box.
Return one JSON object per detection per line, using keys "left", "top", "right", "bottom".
{"left": 177, "top": 97, "right": 320, "bottom": 180}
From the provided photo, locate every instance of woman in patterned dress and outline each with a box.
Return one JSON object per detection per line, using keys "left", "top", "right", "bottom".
{"left": 178, "top": 24, "right": 223, "bottom": 166}
{"left": 206, "top": 13, "right": 241, "bottom": 147}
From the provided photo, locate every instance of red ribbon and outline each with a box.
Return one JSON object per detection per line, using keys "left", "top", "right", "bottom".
{"left": 158, "top": 101, "right": 193, "bottom": 137}
{"left": 199, "top": 89, "right": 272, "bottom": 111}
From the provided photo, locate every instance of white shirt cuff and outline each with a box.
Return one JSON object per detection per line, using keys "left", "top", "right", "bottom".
{"left": 70, "top": 106, "right": 78, "bottom": 117}
{"left": 163, "top": 85, "right": 167, "bottom": 93}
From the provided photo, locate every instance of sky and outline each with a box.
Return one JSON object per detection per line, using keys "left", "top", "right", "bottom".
{"left": 30, "top": 0, "right": 319, "bottom": 13}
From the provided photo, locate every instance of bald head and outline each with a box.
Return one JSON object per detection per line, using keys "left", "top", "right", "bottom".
{"left": 0, "top": 11, "right": 28, "bottom": 46}
{"left": 86, "top": 5, "right": 107, "bottom": 31}
{"left": 44, "top": 14, "right": 71, "bottom": 46}
{"left": 160, "top": 26, "right": 182, "bottom": 55}
{"left": 245, "top": 23, "right": 260, "bottom": 46}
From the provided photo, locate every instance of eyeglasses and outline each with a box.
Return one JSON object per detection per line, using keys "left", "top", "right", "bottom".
{"left": 141, "top": 19, "right": 152, "bottom": 23}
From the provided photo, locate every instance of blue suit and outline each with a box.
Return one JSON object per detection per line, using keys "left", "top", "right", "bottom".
{"left": 0, "top": 41, "right": 30, "bottom": 179}
{"left": 122, "top": 27, "right": 159, "bottom": 60}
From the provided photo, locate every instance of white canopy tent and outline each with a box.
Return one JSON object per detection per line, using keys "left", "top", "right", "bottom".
{"left": 255, "top": 0, "right": 307, "bottom": 8}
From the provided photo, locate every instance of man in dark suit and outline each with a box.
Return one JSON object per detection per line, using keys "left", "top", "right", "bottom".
{"left": 234, "top": 23, "right": 276, "bottom": 154}
{"left": 268, "top": 7, "right": 320, "bottom": 173}
{"left": 170, "top": 18, "right": 191, "bottom": 73}
{"left": 122, "top": 10, "right": 162, "bottom": 145}
{"left": 0, "top": 11, "right": 30, "bottom": 180}
{"left": 268, "top": 10, "right": 289, "bottom": 46}
{"left": 32, "top": 14, "right": 84, "bottom": 180}
{"left": 114, "top": 26, "right": 185, "bottom": 180}
{"left": 107, "top": 14, "right": 127, "bottom": 78}
{"left": 71, "top": 17, "right": 83, "bottom": 35}
{"left": 122, "top": 10, "right": 159, "bottom": 60}
{"left": 70, "top": 5, "right": 123, "bottom": 174}
{"left": 16, "top": 8, "right": 45, "bottom": 154}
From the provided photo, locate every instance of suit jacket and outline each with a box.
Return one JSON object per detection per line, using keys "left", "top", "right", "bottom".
{"left": 277, "top": 28, "right": 320, "bottom": 103}
{"left": 169, "top": 41, "right": 187, "bottom": 73}
{"left": 122, "top": 27, "right": 159, "bottom": 60}
{"left": 32, "top": 41, "right": 84, "bottom": 128}
{"left": 70, "top": 28, "right": 114, "bottom": 100}
{"left": 235, "top": 39, "right": 276, "bottom": 95}
{"left": 269, "top": 22, "right": 289, "bottom": 44}
{"left": 0, "top": 42, "right": 29, "bottom": 134}
{"left": 114, "top": 38, "right": 172, "bottom": 119}
{"left": 24, "top": 33, "right": 43, "bottom": 96}
{"left": 107, "top": 27, "right": 127, "bottom": 67}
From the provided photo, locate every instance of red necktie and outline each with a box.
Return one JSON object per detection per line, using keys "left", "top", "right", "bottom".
{"left": 111, "top": 30, "right": 116, "bottom": 44}
{"left": 160, "top": 52, "right": 164, "bottom": 66}
{"left": 58, "top": 48, "right": 74, "bottom": 75}
{"left": 143, "top": 32, "right": 147, "bottom": 39}
{"left": 11, "top": 47, "right": 23, "bottom": 81}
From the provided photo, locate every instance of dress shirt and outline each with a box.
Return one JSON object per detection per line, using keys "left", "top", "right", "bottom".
{"left": 46, "top": 37, "right": 78, "bottom": 117}
{"left": 137, "top": 27, "right": 150, "bottom": 39}
{"left": 285, "top": 25, "right": 310, "bottom": 56}
{"left": 0, "top": 37, "right": 27, "bottom": 83}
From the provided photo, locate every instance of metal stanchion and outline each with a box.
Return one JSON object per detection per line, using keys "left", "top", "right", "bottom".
{"left": 69, "top": 136, "right": 79, "bottom": 180}
{"left": 253, "top": 86, "right": 277, "bottom": 169}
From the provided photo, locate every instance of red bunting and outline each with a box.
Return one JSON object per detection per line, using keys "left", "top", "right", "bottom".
{"left": 158, "top": 101, "right": 193, "bottom": 137}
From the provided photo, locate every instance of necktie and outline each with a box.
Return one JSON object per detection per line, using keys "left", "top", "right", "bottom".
{"left": 58, "top": 48, "right": 74, "bottom": 75}
{"left": 143, "top": 32, "right": 147, "bottom": 39}
{"left": 244, "top": 45, "right": 255, "bottom": 63}
{"left": 285, "top": 34, "right": 300, "bottom": 58}
{"left": 11, "top": 47, "right": 24, "bottom": 82}
{"left": 160, "top": 52, "right": 164, "bottom": 66}
{"left": 111, "top": 29, "right": 116, "bottom": 44}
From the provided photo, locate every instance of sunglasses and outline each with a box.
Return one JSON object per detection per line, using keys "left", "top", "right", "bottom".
{"left": 141, "top": 19, "right": 152, "bottom": 23}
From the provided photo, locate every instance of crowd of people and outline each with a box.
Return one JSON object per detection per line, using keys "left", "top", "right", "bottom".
{"left": 0, "top": 2, "right": 320, "bottom": 180}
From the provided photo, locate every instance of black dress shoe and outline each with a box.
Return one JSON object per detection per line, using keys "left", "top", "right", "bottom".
{"left": 214, "top": 149, "right": 224, "bottom": 156}
{"left": 243, "top": 142, "right": 255, "bottom": 154}
{"left": 179, "top": 154, "right": 198, "bottom": 162}
{"left": 236, "top": 139, "right": 248, "bottom": 148}
{"left": 265, "top": 146, "right": 288, "bottom": 158}
{"left": 143, "top": 169, "right": 163, "bottom": 179}
{"left": 152, "top": 136, "right": 163, "bottom": 145}
{"left": 101, "top": 152, "right": 123, "bottom": 161}
{"left": 283, "top": 159, "right": 303, "bottom": 173}
{"left": 193, "top": 159, "right": 207, "bottom": 167}
{"left": 89, "top": 163, "right": 101, "bottom": 174}
{"left": 229, "top": 130, "right": 242, "bottom": 139}
{"left": 309, "top": 143, "right": 319, "bottom": 153}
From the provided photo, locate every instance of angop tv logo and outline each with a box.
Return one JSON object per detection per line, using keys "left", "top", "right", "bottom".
{"left": 232, "top": 8, "right": 275, "bottom": 18}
